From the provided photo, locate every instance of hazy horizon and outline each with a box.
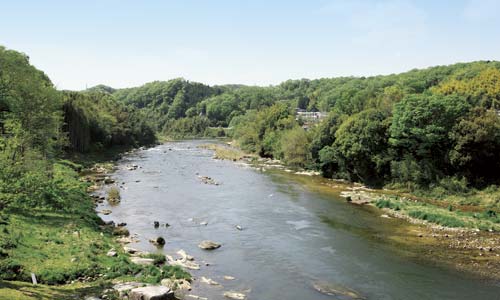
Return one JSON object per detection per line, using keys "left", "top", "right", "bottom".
{"left": 2, "top": 0, "right": 500, "bottom": 90}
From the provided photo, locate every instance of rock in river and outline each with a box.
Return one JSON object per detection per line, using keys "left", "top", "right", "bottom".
{"left": 201, "top": 276, "right": 220, "bottom": 286}
{"left": 198, "top": 240, "right": 221, "bottom": 250}
{"left": 312, "top": 281, "right": 365, "bottom": 299}
{"left": 223, "top": 291, "right": 246, "bottom": 300}
{"left": 130, "top": 286, "right": 175, "bottom": 300}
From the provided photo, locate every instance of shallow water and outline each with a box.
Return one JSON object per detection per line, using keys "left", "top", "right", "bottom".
{"left": 98, "top": 140, "right": 500, "bottom": 300}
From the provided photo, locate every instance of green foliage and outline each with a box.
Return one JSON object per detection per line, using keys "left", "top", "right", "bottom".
{"left": 162, "top": 116, "right": 211, "bottom": 139}
{"left": 389, "top": 94, "right": 470, "bottom": 185}
{"left": 63, "top": 91, "right": 156, "bottom": 152}
{"left": 333, "top": 109, "right": 390, "bottom": 184}
{"left": 280, "top": 127, "right": 312, "bottom": 167}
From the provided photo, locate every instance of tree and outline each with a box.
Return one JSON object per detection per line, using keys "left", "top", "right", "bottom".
{"left": 389, "top": 94, "right": 470, "bottom": 184}
{"left": 333, "top": 109, "right": 390, "bottom": 184}
{"left": 449, "top": 108, "right": 500, "bottom": 185}
{"left": 280, "top": 127, "right": 311, "bottom": 167}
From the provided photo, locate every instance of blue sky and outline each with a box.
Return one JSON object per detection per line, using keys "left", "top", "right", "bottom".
{"left": 1, "top": 0, "right": 500, "bottom": 90}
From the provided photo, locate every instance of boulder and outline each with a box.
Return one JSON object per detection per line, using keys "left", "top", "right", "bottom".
{"left": 117, "top": 236, "right": 139, "bottom": 244}
{"left": 130, "top": 257, "right": 155, "bottom": 266}
{"left": 101, "top": 209, "right": 112, "bottom": 215}
{"left": 201, "top": 276, "right": 220, "bottom": 286}
{"left": 161, "top": 278, "right": 192, "bottom": 291}
{"left": 113, "top": 282, "right": 145, "bottom": 297}
{"left": 106, "top": 249, "right": 117, "bottom": 257}
{"left": 177, "top": 249, "right": 194, "bottom": 261}
{"left": 198, "top": 240, "right": 221, "bottom": 250}
{"left": 123, "top": 246, "right": 139, "bottom": 254}
{"left": 129, "top": 286, "right": 174, "bottom": 300}
{"left": 223, "top": 291, "right": 246, "bottom": 300}
{"left": 149, "top": 237, "right": 166, "bottom": 246}
{"left": 113, "top": 226, "right": 130, "bottom": 236}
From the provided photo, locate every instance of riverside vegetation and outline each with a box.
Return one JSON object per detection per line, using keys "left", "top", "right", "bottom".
{"left": 0, "top": 46, "right": 189, "bottom": 299}
{"left": 1, "top": 44, "right": 500, "bottom": 296}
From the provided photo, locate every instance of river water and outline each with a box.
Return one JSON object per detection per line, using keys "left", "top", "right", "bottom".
{"left": 98, "top": 140, "right": 500, "bottom": 300}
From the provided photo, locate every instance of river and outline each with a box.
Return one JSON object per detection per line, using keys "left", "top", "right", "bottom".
{"left": 98, "top": 140, "right": 500, "bottom": 300}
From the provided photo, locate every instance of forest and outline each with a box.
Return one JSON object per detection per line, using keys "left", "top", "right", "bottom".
{"left": 1, "top": 45, "right": 500, "bottom": 287}
{"left": 107, "top": 60, "right": 500, "bottom": 193}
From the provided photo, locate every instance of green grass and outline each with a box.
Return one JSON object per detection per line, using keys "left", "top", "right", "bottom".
{"left": 375, "top": 198, "right": 402, "bottom": 211}
{"left": 142, "top": 253, "right": 167, "bottom": 266}
{"left": 374, "top": 197, "right": 500, "bottom": 231}
{"left": 0, "top": 163, "right": 191, "bottom": 289}
{"left": 408, "top": 210, "right": 466, "bottom": 228}
{"left": 0, "top": 280, "right": 113, "bottom": 300}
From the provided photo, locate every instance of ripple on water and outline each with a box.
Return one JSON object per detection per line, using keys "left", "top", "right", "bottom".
{"left": 286, "top": 219, "right": 313, "bottom": 231}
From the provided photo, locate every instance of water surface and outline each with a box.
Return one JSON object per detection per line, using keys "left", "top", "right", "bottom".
{"left": 98, "top": 141, "right": 500, "bottom": 300}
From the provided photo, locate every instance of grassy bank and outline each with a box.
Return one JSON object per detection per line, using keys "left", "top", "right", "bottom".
{"left": 374, "top": 196, "right": 500, "bottom": 231}
{"left": 0, "top": 157, "right": 190, "bottom": 299}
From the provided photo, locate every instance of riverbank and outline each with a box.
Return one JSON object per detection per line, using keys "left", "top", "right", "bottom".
{"left": 200, "top": 142, "right": 500, "bottom": 281}
{"left": 0, "top": 147, "right": 191, "bottom": 300}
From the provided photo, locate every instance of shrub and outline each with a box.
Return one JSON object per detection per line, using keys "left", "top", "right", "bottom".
{"left": 0, "top": 259, "right": 28, "bottom": 281}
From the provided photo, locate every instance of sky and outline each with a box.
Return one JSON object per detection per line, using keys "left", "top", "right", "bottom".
{"left": 1, "top": 0, "right": 500, "bottom": 90}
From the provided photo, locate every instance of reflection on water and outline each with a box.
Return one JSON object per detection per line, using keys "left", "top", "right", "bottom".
{"left": 98, "top": 141, "right": 500, "bottom": 300}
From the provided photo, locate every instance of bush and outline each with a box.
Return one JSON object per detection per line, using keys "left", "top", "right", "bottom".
{"left": 0, "top": 259, "right": 28, "bottom": 281}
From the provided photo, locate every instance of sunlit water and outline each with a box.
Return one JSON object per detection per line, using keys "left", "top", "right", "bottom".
{"left": 98, "top": 140, "right": 500, "bottom": 300}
